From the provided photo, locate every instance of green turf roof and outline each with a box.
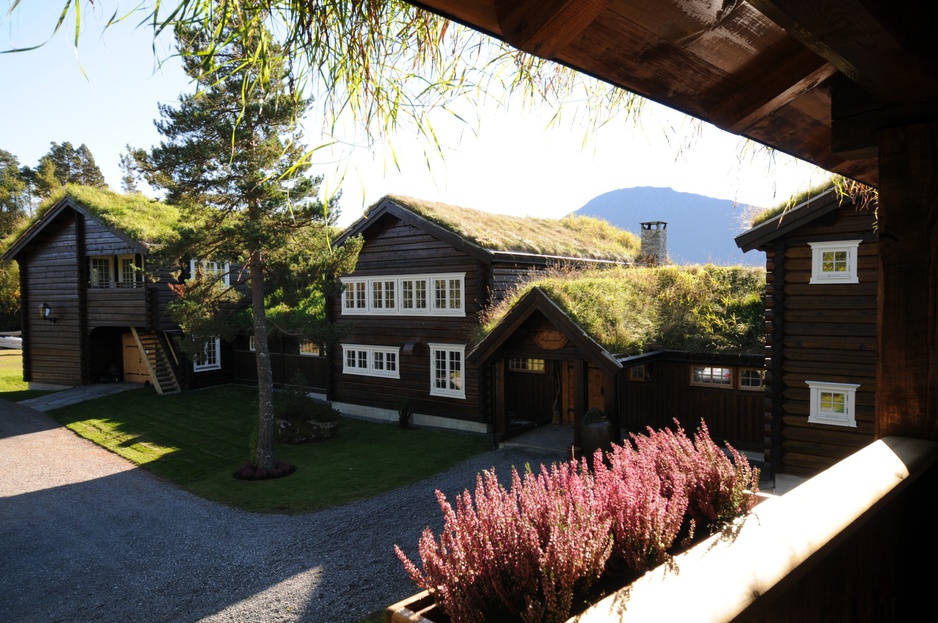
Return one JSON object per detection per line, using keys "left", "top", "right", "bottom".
{"left": 384, "top": 195, "right": 641, "bottom": 262}
{"left": 482, "top": 264, "right": 766, "bottom": 355}
{"left": 748, "top": 180, "right": 836, "bottom": 228}
{"left": 4, "top": 185, "right": 182, "bottom": 251}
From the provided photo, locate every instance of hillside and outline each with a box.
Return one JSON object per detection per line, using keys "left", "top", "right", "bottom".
{"left": 571, "top": 186, "right": 765, "bottom": 266}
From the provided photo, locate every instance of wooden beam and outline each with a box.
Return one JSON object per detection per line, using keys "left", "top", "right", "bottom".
{"left": 750, "top": 0, "right": 938, "bottom": 101}
{"left": 875, "top": 122, "right": 938, "bottom": 442}
{"left": 711, "top": 47, "right": 836, "bottom": 134}
{"left": 498, "top": 0, "right": 608, "bottom": 58}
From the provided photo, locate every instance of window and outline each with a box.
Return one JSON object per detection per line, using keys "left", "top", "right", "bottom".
{"left": 193, "top": 337, "right": 221, "bottom": 372}
{"left": 690, "top": 365, "right": 733, "bottom": 388}
{"left": 189, "top": 259, "right": 230, "bottom": 286}
{"left": 806, "top": 381, "right": 859, "bottom": 427}
{"left": 299, "top": 340, "right": 321, "bottom": 357}
{"left": 341, "top": 345, "right": 400, "bottom": 379}
{"left": 339, "top": 273, "right": 465, "bottom": 316}
{"left": 739, "top": 368, "right": 765, "bottom": 391}
{"left": 343, "top": 279, "right": 367, "bottom": 312}
{"left": 808, "top": 240, "right": 861, "bottom": 284}
{"left": 629, "top": 365, "right": 646, "bottom": 382}
{"left": 89, "top": 257, "right": 113, "bottom": 288}
{"left": 430, "top": 344, "right": 465, "bottom": 399}
{"left": 508, "top": 358, "right": 545, "bottom": 373}
{"left": 249, "top": 336, "right": 256, "bottom": 352}
{"left": 117, "top": 255, "right": 140, "bottom": 288}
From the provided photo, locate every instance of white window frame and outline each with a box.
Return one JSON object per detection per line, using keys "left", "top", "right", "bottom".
{"left": 806, "top": 380, "right": 859, "bottom": 427}
{"left": 89, "top": 256, "right": 113, "bottom": 288}
{"left": 117, "top": 254, "right": 141, "bottom": 288}
{"left": 430, "top": 343, "right": 466, "bottom": 399}
{"left": 341, "top": 344, "right": 400, "bottom": 379}
{"left": 340, "top": 273, "right": 465, "bottom": 317}
{"left": 193, "top": 337, "right": 221, "bottom": 372}
{"left": 808, "top": 240, "right": 861, "bottom": 284}
{"left": 189, "top": 259, "right": 231, "bottom": 286}
{"left": 299, "top": 340, "right": 322, "bottom": 357}
{"left": 690, "top": 365, "right": 734, "bottom": 388}
{"left": 739, "top": 368, "right": 765, "bottom": 391}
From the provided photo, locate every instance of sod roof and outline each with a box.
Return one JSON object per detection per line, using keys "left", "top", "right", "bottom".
{"left": 3, "top": 185, "right": 181, "bottom": 254}
{"left": 383, "top": 195, "right": 641, "bottom": 262}
{"left": 481, "top": 264, "right": 766, "bottom": 356}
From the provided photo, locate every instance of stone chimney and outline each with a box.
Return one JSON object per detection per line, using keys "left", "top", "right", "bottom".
{"left": 640, "top": 221, "right": 667, "bottom": 265}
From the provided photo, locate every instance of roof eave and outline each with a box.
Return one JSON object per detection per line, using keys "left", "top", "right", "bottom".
{"left": 735, "top": 188, "right": 843, "bottom": 252}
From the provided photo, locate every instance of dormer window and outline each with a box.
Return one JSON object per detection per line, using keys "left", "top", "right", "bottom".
{"left": 808, "top": 240, "right": 861, "bottom": 284}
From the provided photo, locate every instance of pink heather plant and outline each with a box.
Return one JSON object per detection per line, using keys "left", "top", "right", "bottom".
{"left": 592, "top": 439, "right": 688, "bottom": 571}
{"left": 394, "top": 463, "right": 612, "bottom": 623}
{"left": 634, "top": 420, "right": 760, "bottom": 525}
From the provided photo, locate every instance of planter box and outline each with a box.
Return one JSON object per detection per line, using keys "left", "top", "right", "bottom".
{"left": 386, "top": 590, "right": 443, "bottom": 623}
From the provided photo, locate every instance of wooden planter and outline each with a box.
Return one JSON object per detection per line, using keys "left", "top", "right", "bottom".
{"left": 386, "top": 590, "right": 443, "bottom": 623}
{"left": 580, "top": 419, "right": 614, "bottom": 459}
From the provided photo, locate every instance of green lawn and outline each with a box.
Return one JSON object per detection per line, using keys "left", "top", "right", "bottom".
{"left": 43, "top": 384, "right": 492, "bottom": 514}
{"left": 0, "top": 349, "right": 57, "bottom": 401}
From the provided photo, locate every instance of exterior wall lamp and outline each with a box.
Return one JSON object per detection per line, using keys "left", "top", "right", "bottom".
{"left": 38, "top": 302, "right": 56, "bottom": 323}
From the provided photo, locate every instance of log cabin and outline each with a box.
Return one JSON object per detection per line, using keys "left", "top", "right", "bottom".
{"left": 467, "top": 265, "right": 766, "bottom": 452}
{"left": 1, "top": 186, "right": 238, "bottom": 392}
{"left": 735, "top": 187, "right": 878, "bottom": 477}
{"left": 327, "top": 194, "right": 642, "bottom": 434}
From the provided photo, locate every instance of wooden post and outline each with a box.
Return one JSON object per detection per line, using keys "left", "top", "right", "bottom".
{"left": 573, "top": 359, "right": 586, "bottom": 451}
{"left": 493, "top": 359, "right": 506, "bottom": 442}
{"left": 876, "top": 122, "right": 938, "bottom": 441}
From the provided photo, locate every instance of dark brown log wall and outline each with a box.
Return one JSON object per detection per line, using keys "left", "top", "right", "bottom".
{"left": 21, "top": 213, "right": 82, "bottom": 386}
{"left": 774, "top": 204, "right": 878, "bottom": 475}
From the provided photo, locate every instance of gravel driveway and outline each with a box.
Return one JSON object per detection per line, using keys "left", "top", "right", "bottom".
{"left": 0, "top": 399, "right": 561, "bottom": 623}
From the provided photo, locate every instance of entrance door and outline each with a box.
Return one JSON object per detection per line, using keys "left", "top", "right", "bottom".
{"left": 122, "top": 332, "right": 150, "bottom": 383}
{"left": 505, "top": 358, "right": 554, "bottom": 426}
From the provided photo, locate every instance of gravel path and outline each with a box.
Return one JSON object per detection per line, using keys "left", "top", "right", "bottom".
{"left": 0, "top": 399, "right": 563, "bottom": 623}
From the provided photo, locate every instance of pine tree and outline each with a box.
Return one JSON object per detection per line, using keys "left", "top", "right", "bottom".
{"left": 27, "top": 142, "right": 107, "bottom": 200}
{"left": 132, "top": 14, "right": 360, "bottom": 472}
{"left": 0, "top": 149, "right": 29, "bottom": 237}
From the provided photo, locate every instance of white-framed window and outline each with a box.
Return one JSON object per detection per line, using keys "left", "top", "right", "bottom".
{"left": 249, "top": 336, "right": 256, "bottom": 352}
{"left": 299, "top": 340, "right": 322, "bottom": 357}
{"left": 189, "top": 259, "right": 231, "bottom": 286}
{"left": 193, "top": 337, "right": 221, "bottom": 372}
{"left": 690, "top": 365, "right": 733, "bottom": 388}
{"left": 508, "top": 357, "right": 545, "bottom": 373}
{"left": 808, "top": 240, "right": 861, "bottom": 284}
{"left": 430, "top": 343, "right": 465, "bottom": 399}
{"left": 806, "top": 380, "right": 859, "bottom": 427}
{"left": 117, "top": 255, "right": 141, "bottom": 288}
{"left": 89, "top": 256, "right": 113, "bottom": 288}
{"left": 340, "top": 273, "right": 465, "bottom": 317}
{"left": 341, "top": 344, "right": 400, "bottom": 379}
{"left": 739, "top": 368, "right": 765, "bottom": 391}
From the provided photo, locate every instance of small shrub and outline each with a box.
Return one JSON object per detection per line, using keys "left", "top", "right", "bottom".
{"left": 581, "top": 407, "right": 606, "bottom": 425}
{"left": 395, "top": 463, "right": 612, "bottom": 623}
{"left": 275, "top": 371, "right": 339, "bottom": 443}
{"left": 398, "top": 398, "right": 413, "bottom": 429}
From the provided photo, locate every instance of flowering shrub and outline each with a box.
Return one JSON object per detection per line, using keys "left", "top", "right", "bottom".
{"left": 395, "top": 463, "right": 612, "bottom": 623}
{"left": 395, "top": 422, "right": 759, "bottom": 623}
{"left": 593, "top": 439, "right": 688, "bottom": 571}
{"left": 633, "top": 421, "right": 760, "bottom": 525}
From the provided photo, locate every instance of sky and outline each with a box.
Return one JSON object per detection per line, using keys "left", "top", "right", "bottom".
{"left": 0, "top": 4, "right": 831, "bottom": 232}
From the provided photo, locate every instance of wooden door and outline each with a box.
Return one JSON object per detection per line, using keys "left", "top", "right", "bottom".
{"left": 122, "top": 332, "right": 149, "bottom": 383}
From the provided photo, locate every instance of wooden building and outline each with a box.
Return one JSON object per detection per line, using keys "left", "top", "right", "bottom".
{"left": 736, "top": 188, "right": 878, "bottom": 476}
{"left": 328, "top": 195, "right": 641, "bottom": 433}
{"left": 468, "top": 268, "right": 766, "bottom": 452}
{"left": 1, "top": 187, "right": 238, "bottom": 392}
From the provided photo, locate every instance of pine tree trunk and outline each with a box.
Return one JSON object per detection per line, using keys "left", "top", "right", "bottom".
{"left": 250, "top": 250, "right": 277, "bottom": 470}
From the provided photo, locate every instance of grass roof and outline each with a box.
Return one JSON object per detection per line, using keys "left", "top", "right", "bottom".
{"left": 4, "top": 185, "right": 181, "bottom": 251}
{"left": 383, "top": 195, "right": 641, "bottom": 262}
{"left": 481, "top": 264, "right": 766, "bottom": 355}
{"left": 748, "top": 180, "right": 835, "bottom": 228}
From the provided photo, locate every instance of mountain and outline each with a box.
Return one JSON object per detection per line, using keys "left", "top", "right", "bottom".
{"left": 571, "top": 186, "right": 765, "bottom": 266}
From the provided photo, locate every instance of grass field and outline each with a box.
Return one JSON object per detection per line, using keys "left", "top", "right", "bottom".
{"left": 0, "top": 349, "right": 57, "bottom": 401}
{"left": 44, "top": 384, "right": 493, "bottom": 514}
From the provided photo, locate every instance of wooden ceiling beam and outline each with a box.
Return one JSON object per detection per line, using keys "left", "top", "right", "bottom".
{"left": 710, "top": 47, "right": 837, "bottom": 134}
{"left": 749, "top": 0, "right": 938, "bottom": 102}
{"left": 497, "top": 0, "right": 608, "bottom": 59}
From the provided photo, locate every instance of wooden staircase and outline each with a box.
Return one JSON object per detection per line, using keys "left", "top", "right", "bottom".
{"left": 131, "top": 328, "right": 180, "bottom": 394}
